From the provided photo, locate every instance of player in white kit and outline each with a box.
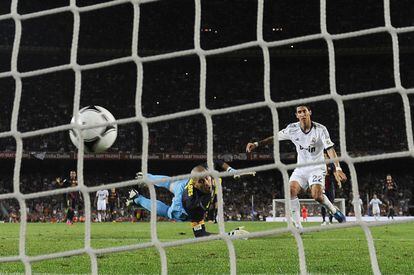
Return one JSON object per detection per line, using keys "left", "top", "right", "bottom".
{"left": 352, "top": 197, "right": 364, "bottom": 216}
{"left": 96, "top": 189, "right": 109, "bottom": 222}
{"left": 246, "top": 105, "right": 347, "bottom": 229}
{"left": 369, "top": 194, "right": 382, "bottom": 220}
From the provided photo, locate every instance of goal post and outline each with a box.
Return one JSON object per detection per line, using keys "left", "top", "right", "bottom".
{"left": 272, "top": 198, "right": 346, "bottom": 220}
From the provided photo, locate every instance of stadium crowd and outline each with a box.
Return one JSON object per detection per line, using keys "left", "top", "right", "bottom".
{"left": 0, "top": 59, "right": 410, "bottom": 157}
{"left": 0, "top": 162, "right": 412, "bottom": 223}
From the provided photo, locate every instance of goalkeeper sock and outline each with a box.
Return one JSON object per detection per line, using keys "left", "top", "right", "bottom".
{"left": 192, "top": 221, "right": 211, "bottom": 238}
{"left": 290, "top": 197, "right": 302, "bottom": 228}
{"left": 320, "top": 194, "right": 337, "bottom": 214}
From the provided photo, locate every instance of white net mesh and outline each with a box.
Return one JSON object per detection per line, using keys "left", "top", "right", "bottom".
{"left": 0, "top": 0, "right": 413, "bottom": 274}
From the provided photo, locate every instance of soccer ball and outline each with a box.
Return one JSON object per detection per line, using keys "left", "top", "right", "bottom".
{"left": 69, "top": 105, "right": 117, "bottom": 153}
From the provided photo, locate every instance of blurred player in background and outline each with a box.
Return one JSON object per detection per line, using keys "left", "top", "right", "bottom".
{"left": 301, "top": 205, "right": 308, "bottom": 222}
{"left": 384, "top": 174, "right": 398, "bottom": 207}
{"left": 56, "top": 170, "right": 83, "bottom": 224}
{"left": 126, "top": 160, "right": 251, "bottom": 238}
{"left": 321, "top": 151, "right": 341, "bottom": 225}
{"left": 352, "top": 196, "right": 364, "bottom": 216}
{"left": 108, "top": 188, "right": 118, "bottom": 221}
{"left": 95, "top": 189, "right": 109, "bottom": 222}
{"left": 369, "top": 194, "right": 383, "bottom": 220}
{"left": 65, "top": 207, "right": 75, "bottom": 225}
{"left": 246, "top": 105, "right": 347, "bottom": 230}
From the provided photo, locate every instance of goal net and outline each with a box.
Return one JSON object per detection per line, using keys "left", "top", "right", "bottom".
{"left": 272, "top": 198, "right": 346, "bottom": 220}
{"left": 0, "top": 0, "right": 413, "bottom": 274}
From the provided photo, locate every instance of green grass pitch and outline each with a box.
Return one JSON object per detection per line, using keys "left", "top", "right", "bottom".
{"left": 1, "top": 221, "right": 413, "bottom": 274}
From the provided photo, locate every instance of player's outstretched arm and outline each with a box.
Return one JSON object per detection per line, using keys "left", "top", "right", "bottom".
{"left": 326, "top": 147, "right": 347, "bottom": 183}
{"left": 245, "top": 136, "right": 274, "bottom": 153}
{"left": 213, "top": 159, "right": 235, "bottom": 173}
{"left": 212, "top": 159, "right": 255, "bottom": 179}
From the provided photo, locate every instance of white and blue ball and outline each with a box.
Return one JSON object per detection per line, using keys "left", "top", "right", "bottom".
{"left": 69, "top": 105, "right": 117, "bottom": 153}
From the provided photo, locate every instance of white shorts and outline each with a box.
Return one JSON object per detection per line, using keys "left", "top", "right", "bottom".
{"left": 290, "top": 166, "right": 326, "bottom": 190}
{"left": 372, "top": 207, "right": 380, "bottom": 215}
{"left": 97, "top": 200, "right": 106, "bottom": 211}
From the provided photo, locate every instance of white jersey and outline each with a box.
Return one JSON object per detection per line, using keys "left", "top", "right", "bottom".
{"left": 96, "top": 190, "right": 109, "bottom": 202}
{"left": 369, "top": 198, "right": 382, "bottom": 209}
{"left": 278, "top": 122, "right": 334, "bottom": 169}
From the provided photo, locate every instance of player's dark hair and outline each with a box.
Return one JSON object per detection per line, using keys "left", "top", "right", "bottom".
{"left": 295, "top": 105, "right": 311, "bottom": 112}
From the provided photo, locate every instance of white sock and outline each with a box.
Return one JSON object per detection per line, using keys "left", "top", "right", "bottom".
{"left": 98, "top": 213, "right": 101, "bottom": 222}
{"left": 290, "top": 198, "right": 302, "bottom": 228}
{"left": 320, "top": 194, "right": 337, "bottom": 214}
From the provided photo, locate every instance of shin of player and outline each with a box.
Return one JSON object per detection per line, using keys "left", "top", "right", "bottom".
{"left": 321, "top": 157, "right": 338, "bottom": 225}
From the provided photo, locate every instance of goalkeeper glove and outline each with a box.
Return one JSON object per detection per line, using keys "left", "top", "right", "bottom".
{"left": 226, "top": 167, "right": 237, "bottom": 173}
{"left": 227, "top": 226, "right": 249, "bottom": 239}
{"left": 226, "top": 167, "right": 240, "bottom": 179}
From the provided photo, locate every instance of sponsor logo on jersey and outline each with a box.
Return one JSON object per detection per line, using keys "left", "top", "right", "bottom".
{"left": 299, "top": 145, "right": 316, "bottom": 153}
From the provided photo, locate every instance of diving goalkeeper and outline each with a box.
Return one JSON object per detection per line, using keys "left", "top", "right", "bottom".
{"left": 126, "top": 160, "right": 251, "bottom": 238}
